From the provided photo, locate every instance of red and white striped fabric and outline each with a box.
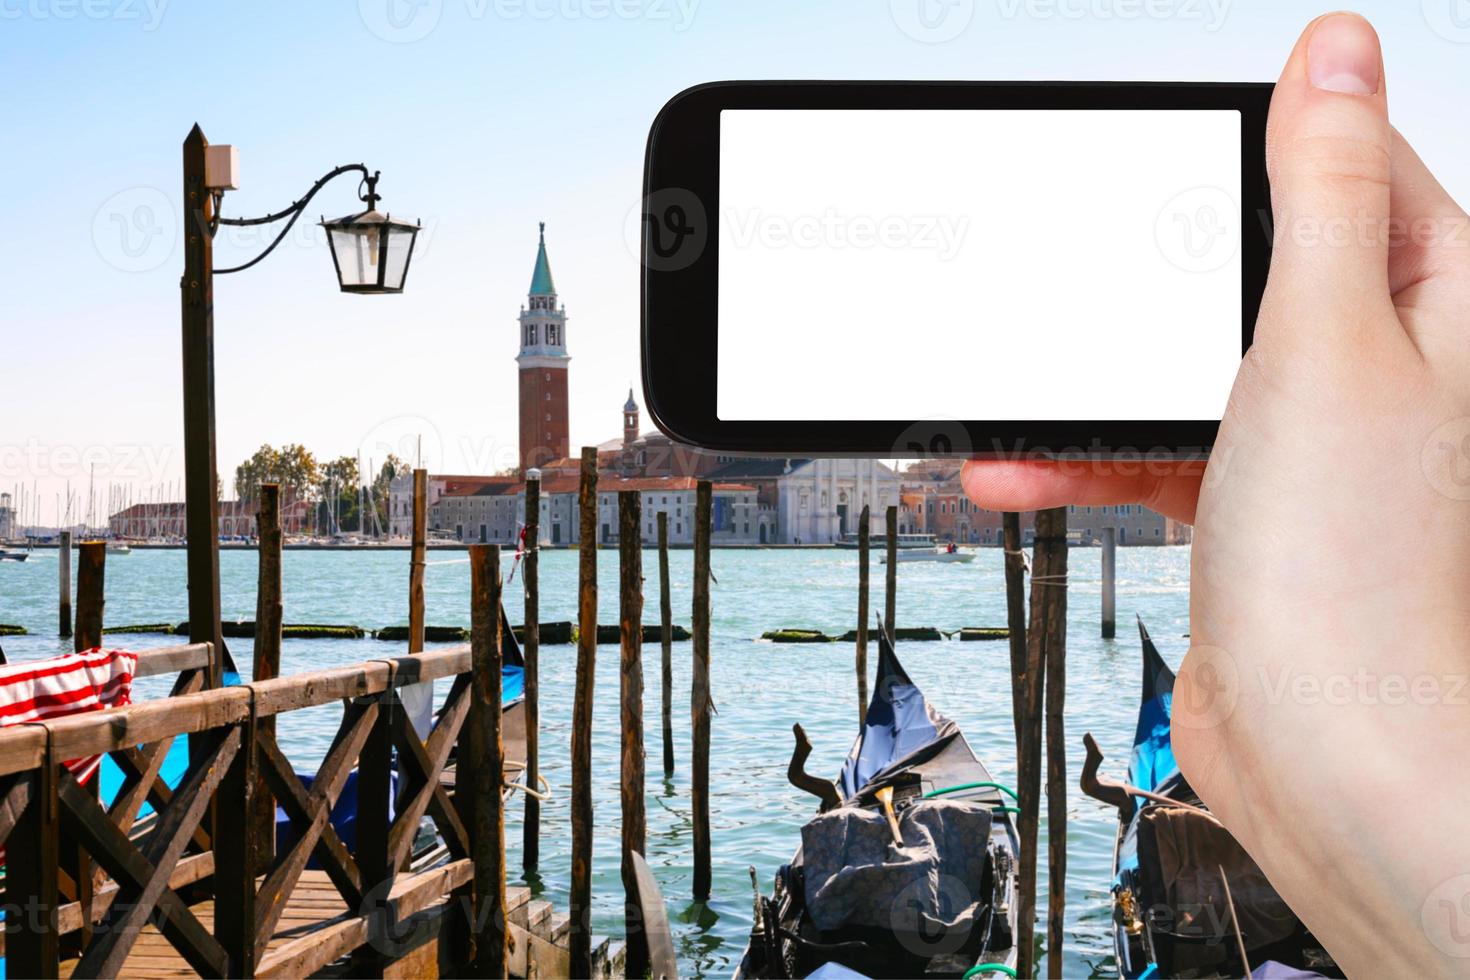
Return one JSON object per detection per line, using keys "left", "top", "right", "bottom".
{"left": 0, "top": 647, "right": 139, "bottom": 784}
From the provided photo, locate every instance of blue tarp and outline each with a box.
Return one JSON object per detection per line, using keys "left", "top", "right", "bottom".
{"left": 1128, "top": 619, "right": 1177, "bottom": 795}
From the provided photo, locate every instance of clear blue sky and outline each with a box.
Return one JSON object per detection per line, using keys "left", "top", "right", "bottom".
{"left": 4, "top": 0, "right": 1467, "bottom": 523}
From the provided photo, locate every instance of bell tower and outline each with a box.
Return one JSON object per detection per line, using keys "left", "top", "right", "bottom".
{"left": 623, "top": 389, "right": 640, "bottom": 447}
{"left": 517, "top": 223, "right": 571, "bottom": 474}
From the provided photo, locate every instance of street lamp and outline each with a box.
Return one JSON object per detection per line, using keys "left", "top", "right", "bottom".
{"left": 179, "top": 124, "right": 419, "bottom": 685}
{"left": 320, "top": 173, "right": 421, "bottom": 294}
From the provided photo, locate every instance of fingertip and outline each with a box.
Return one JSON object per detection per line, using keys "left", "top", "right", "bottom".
{"left": 1305, "top": 12, "right": 1382, "bottom": 96}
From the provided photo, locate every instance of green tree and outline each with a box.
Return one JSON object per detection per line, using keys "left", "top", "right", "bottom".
{"left": 234, "top": 444, "right": 319, "bottom": 502}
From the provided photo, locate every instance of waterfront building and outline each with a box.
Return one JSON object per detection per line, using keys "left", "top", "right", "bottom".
{"left": 518, "top": 223, "right": 571, "bottom": 474}
{"left": 1067, "top": 504, "right": 1192, "bottom": 546}
{"left": 109, "top": 498, "right": 311, "bottom": 539}
{"left": 596, "top": 477, "right": 762, "bottom": 546}
{"left": 775, "top": 458, "right": 903, "bottom": 545}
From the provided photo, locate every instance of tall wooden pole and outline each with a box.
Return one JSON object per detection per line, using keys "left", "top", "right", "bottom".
{"left": 251, "top": 484, "right": 283, "bottom": 859}
{"left": 522, "top": 472, "right": 542, "bottom": 871}
{"left": 468, "top": 545, "right": 508, "bottom": 977}
{"left": 570, "top": 448, "right": 598, "bottom": 978}
{"left": 691, "top": 480, "right": 713, "bottom": 902}
{"left": 180, "top": 124, "right": 224, "bottom": 689}
{"left": 657, "top": 511, "right": 674, "bottom": 777}
{"left": 1101, "top": 525, "right": 1117, "bottom": 639}
{"left": 1030, "top": 507, "right": 1070, "bottom": 977}
{"left": 73, "top": 542, "right": 105, "bottom": 652}
{"left": 855, "top": 505, "right": 870, "bottom": 724}
{"left": 1003, "top": 512, "right": 1038, "bottom": 979}
{"left": 409, "top": 469, "right": 428, "bottom": 654}
{"left": 884, "top": 505, "right": 897, "bottom": 636}
{"left": 58, "top": 530, "right": 72, "bottom": 637}
{"left": 619, "top": 492, "right": 649, "bottom": 977}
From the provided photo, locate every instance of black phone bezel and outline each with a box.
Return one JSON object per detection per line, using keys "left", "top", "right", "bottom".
{"left": 641, "top": 81, "right": 1274, "bottom": 458}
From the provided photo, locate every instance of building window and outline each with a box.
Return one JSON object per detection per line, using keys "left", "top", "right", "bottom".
{"left": 524, "top": 324, "right": 536, "bottom": 346}
{"left": 547, "top": 325, "right": 560, "bottom": 345}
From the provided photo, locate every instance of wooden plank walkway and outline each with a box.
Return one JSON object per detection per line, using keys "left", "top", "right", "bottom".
{"left": 58, "top": 866, "right": 482, "bottom": 979}
{"left": 57, "top": 866, "right": 621, "bottom": 979}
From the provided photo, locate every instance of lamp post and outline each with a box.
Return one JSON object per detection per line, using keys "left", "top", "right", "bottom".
{"left": 180, "top": 124, "right": 419, "bottom": 685}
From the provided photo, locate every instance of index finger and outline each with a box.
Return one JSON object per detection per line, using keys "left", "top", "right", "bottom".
{"left": 959, "top": 458, "right": 1205, "bottom": 525}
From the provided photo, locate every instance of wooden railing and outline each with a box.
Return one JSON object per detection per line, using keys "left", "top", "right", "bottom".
{"left": 0, "top": 636, "right": 506, "bottom": 978}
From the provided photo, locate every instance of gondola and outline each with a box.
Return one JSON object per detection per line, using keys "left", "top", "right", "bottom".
{"left": 1080, "top": 619, "right": 1343, "bottom": 978}
{"left": 737, "top": 624, "right": 1019, "bottom": 979}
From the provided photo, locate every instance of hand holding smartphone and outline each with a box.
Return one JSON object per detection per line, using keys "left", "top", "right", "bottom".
{"left": 641, "top": 81, "right": 1273, "bottom": 458}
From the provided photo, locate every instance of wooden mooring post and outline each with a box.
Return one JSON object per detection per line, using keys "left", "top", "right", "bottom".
{"left": 58, "top": 529, "right": 72, "bottom": 638}
{"left": 73, "top": 541, "right": 105, "bottom": 652}
{"left": 1031, "top": 507, "right": 1070, "bottom": 976}
{"left": 619, "top": 492, "right": 649, "bottom": 977}
{"left": 691, "top": 480, "right": 713, "bottom": 902}
{"left": 571, "top": 447, "right": 599, "bottom": 977}
{"left": 657, "top": 511, "right": 674, "bottom": 777}
{"left": 1002, "top": 511, "right": 1038, "bottom": 980}
{"left": 855, "top": 505, "right": 870, "bottom": 725}
{"left": 410, "top": 469, "right": 428, "bottom": 652}
{"left": 468, "top": 544, "right": 509, "bottom": 977}
{"left": 523, "top": 470, "right": 542, "bottom": 872}
{"left": 251, "top": 484, "right": 283, "bottom": 858}
{"left": 884, "top": 505, "right": 897, "bottom": 637}
{"left": 1101, "top": 525, "right": 1117, "bottom": 639}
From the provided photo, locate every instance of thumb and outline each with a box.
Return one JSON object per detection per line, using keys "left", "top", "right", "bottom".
{"left": 1263, "top": 12, "right": 1393, "bottom": 333}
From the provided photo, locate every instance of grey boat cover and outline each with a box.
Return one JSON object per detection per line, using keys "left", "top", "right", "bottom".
{"left": 800, "top": 798, "right": 994, "bottom": 934}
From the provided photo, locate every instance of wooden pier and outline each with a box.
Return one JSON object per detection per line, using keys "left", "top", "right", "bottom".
{"left": 0, "top": 640, "right": 622, "bottom": 979}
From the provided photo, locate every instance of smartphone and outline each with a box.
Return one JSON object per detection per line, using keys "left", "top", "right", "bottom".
{"left": 640, "top": 81, "right": 1273, "bottom": 459}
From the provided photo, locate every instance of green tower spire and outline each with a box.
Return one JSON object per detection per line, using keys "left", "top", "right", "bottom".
{"left": 529, "top": 221, "right": 556, "bottom": 296}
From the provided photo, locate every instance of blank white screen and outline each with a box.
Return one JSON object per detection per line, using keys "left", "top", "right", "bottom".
{"left": 717, "top": 109, "right": 1242, "bottom": 421}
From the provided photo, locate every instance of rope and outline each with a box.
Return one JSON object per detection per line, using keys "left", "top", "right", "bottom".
{"left": 1030, "top": 574, "right": 1069, "bottom": 589}
{"left": 1002, "top": 547, "right": 1031, "bottom": 573}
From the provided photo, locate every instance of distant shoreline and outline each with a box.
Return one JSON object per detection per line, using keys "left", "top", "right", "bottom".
{"left": 8, "top": 540, "right": 1179, "bottom": 552}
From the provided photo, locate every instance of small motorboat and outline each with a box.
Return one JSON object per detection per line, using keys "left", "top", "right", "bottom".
{"left": 882, "top": 546, "right": 974, "bottom": 564}
{"left": 0, "top": 549, "right": 29, "bottom": 562}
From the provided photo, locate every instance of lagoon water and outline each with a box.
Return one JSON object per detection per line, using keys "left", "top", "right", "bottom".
{"left": 1, "top": 545, "right": 1192, "bottom": 977}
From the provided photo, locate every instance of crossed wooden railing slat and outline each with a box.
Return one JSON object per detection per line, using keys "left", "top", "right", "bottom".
{"left": 0, "top": 637, "right": 508, "bottom": 979}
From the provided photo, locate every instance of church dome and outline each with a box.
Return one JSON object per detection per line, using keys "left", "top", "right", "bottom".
{"left": 624, "top": 388, "right": 639, "bottom": 413}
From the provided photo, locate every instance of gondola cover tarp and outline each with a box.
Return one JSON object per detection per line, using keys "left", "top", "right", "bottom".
{"left": 800, "top": 799, "right": 994, "bottom": 934}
